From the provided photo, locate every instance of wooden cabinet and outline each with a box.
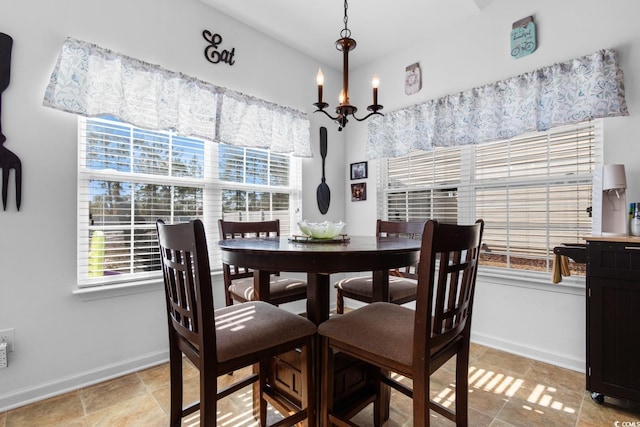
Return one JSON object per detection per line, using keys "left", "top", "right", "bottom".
{"left": 586, "top": 239, "right": 640, "bottom": 404}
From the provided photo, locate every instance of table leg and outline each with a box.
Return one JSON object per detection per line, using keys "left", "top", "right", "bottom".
{"left": 371, "top": 269, "right": 390, "bottom": 302}
{"left": 306, "top": 273, "right": 330, "bottom": 425}
{"left": 306, "top": 273, "right": 330, "bottom": 325}
{"left": 253, "top": 269, "right": 271, "bottom": 303}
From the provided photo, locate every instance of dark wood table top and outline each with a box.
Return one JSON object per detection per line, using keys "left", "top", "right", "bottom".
{"left": 218, "top": 235, "right": 421, "bottom": 274}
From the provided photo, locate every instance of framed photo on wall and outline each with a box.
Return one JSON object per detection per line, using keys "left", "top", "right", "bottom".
{"left": 351, "top": 183, "right": 367, "bottom": 201}
{"left": 350, "top": 161, "right": 368, "bottom": 180}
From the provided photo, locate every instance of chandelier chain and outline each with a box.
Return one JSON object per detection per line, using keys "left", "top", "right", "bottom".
{"left": 341, "top": 0, "right": 351, "bottom": 39}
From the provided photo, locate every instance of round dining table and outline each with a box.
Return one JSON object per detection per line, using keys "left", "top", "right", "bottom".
{"left": 219, "top": 234, "right": 421, "bottom": 423}
{"left": 218, "top": 235, "right": 422, "bottom": 325}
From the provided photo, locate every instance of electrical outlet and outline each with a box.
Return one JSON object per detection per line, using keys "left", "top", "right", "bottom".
{"left": 0, "top": 342, "right": 7, "bottom": 368}
{"left": 0, "top": 328, "right": 14, "bottom": 352}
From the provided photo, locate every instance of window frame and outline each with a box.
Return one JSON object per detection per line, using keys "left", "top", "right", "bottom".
{"left": 377, "top": 120, "right": 601, "bottom": 282}
{"left": 77, "top": 116, "right": 302, "bottom": 289}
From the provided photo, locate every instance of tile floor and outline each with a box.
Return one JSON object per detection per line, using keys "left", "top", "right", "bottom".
{"left": 1, "top": 343, "right": 639, "bottom": 426}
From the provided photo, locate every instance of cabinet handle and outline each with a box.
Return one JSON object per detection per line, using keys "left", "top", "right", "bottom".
{"left": 624, "top": 246, "right": 640, "bottom": 250}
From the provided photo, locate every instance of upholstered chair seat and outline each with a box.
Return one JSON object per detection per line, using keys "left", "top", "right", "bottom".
{"left": 228, "top": 276, "right": 306, "bottom": 303}
{"left": 215, "top": 301, "right": 315, "bottom": 362}
{"left": 219, "top": 219, "right": 308, "bottom": 306}
{"left": 335, "top": 275, "right": 417, "bottom": 305}
{"left": 335, "top": 219, "right": 425, "bottom": 314}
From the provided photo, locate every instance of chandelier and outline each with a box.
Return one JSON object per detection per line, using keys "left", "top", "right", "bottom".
{"left": 313, "top": 0, "right": 383, "bottom": 131}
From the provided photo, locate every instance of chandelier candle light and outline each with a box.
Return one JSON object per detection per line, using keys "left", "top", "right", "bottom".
{"left": 313, "top": 0, "right": 383, "bottom": 131}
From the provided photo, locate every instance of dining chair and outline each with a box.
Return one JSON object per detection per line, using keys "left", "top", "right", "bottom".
{"left": 334, "top": 219, "right": 426, "bottom": 314}
{"left": 218, "top": 219, "right": 308, "bottom": 306}
{"left": 156, "top": 219, "right": 316, "bottom": 427}
{"left": 319, "top": 219, "right": 484, "bottom": 426}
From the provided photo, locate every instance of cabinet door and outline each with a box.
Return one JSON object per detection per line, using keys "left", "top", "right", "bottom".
{"left": 587, "top": 242, "right": 640, "bottom": 402}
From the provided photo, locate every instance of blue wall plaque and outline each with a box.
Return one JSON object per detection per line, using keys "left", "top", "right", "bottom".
{"left": 510, "top": 16, "right": 537, "bottom": 59}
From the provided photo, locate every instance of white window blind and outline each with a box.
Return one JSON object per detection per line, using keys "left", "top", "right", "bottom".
{"left": 218, "top": 144, "right": 299, "bottom": 230}
{"left": 378, "top": 120, "right": 600, "bottom": 275}
{"left": 78, "top": 116, "right": 301, "bottom": 288}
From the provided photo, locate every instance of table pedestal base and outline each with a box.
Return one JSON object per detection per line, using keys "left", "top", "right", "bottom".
{"left": 266, "top": 348, "right": 378, "bottom": 419}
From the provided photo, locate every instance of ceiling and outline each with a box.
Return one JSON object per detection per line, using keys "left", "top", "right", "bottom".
{"left": 199, "top": 0, "right": 494, "bottom": 70}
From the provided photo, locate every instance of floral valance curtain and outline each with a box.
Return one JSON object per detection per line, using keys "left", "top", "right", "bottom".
{"left": 367, "top": 48, "right": 628, "bottom": 159}
{"left": 43, "top": 37, "right": 311, "bottom": 157}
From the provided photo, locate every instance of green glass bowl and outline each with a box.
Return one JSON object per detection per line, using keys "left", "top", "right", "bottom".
{"left": 298, "top": 220, "right": 345, "bottom": 239}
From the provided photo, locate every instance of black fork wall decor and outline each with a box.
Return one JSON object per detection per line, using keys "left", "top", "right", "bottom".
{"left": 0, "top": 32, "right": 21, "bottom": 211}
{"left": 316, "top": 127, "right": 330, "bottom": 214}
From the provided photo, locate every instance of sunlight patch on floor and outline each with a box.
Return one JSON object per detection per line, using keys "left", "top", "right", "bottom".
{"left": 429, "top": 364, "right": 579, "bottom": 417}
{"left": 527, "top": 384, "right": 576, "bottom": 414}
{"left": 469, "top": 366, "right": 524, "bottom": 397}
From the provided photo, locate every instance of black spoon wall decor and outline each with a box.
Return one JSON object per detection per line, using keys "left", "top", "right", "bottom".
{"left": 316, "top": 127, "right": 330, "bottom": 214}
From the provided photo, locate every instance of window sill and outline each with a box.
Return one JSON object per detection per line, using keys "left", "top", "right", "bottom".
{"left": 73, "top": 270, "right": 223, "bottom": 301}
{"left": 478, "top": 266, "right": 586, "bottom": 296}
{"left": 73, "top": 278, "right": 165, "bottom": 301}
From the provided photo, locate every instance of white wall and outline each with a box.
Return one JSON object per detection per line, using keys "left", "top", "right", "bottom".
{"left": 0, "top": 0, "right": 344, "bottom": 411}
{"left": 2, "top": 0, "right": 640, "bottom": 411}
{"left": 342, "top": 0, "right": 640, "bottom": 371}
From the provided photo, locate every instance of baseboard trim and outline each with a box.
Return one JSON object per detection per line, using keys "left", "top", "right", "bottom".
{"left": 0, "top": 349, "right": 169, "bottom": 412}
{"left": 471, "top": 331, "right": 585, "bottom": 373}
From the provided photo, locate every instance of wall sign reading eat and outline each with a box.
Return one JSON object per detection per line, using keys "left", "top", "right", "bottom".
{"left": 202, "top": 30, "right": 236, "bottom": 66}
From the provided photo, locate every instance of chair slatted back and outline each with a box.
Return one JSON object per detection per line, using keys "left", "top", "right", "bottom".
{"left": 157, "top": 219, "right": 216, "bottom": 362}
{"left": 377, "top": 219, "right": 426, "bottom": 279}
{"left": 219, "top": 220, "right": 281, "bottom": 275}
{"left": 219, "top": 219, "right": 281, "bottom": 239}
{"left": 218, "top": 219, "right": 282, "bottom": 305}
{"left": 415, "top": 220, "right": 484, "bottom": 358}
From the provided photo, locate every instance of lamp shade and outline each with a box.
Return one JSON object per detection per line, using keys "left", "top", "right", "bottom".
{"left": 602, "top": 164, "right": 627, "bottom": 191}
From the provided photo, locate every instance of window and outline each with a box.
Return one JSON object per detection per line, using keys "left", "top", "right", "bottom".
{"left": 218, "top": 144, "right": 296, "bottom": 226}
{"left": 378, "top": 120, "right": 600, "bottom": 277}
{"left": 78, "top": 116, "right": 301, "bottom": 288}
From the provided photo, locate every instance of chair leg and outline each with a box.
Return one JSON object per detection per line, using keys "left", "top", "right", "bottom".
{"left": 200, "top": 366, "right": 218, "bottom": 427}
{"left": 455, "top": 349, "right": 470, "bottom": 426}
{"left": 257, "top": 361, "right": 268, "bottom": 426}
{"left": 223, "top": 283, "right": 234, "bottom": 306}
{"left": 301, "top": 337, "right": 315, "bottom": 427}
{"left": 320, "top": 336, "right": 335, "bottom": 427}
{"left": 168, "top": 348, "right": 183, "bottom": 427}
{"left": 412, "top": 370, "right": 430, "bottom": 427}
{"left": 372, "top": 367, "right": 384, "bottom": 427}
{"left": 336, "top": 289, "right": 344, "bottom": 314}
